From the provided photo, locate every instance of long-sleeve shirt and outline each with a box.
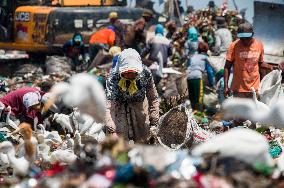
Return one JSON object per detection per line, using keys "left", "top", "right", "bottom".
{"left": 141, "top": 34, "right": 172, "bottom": 67}
{"left": 89, "top": 28, "right": 116, "bottom": 47}
{"left": 187, "top": 53, "right": 215, "bottom": 86}
{"left": 214, "top": 28, "right": 232, "bottom": 53}
{"left": 106, "top": 66, "right": 159, "bottom": 124}
{"left": 0, "top": 87, "right": 45, "bottom": 120}
{"left": 184, "top": 40, "right": 199, "bottom": 57}
{"left": 63, "top": 40, "right": 85, "bottom": 59}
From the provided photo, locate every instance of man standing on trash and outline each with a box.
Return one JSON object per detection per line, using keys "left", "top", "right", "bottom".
{"left": 224, "top": 22, "right": 273, "bottom": 99}
{"left": 105, "top": 48, "right": 159, "bottom": 143}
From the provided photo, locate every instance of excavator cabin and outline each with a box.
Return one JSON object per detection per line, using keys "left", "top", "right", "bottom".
{"left": 0, "top": 0, "right": 142, "bottom": 55}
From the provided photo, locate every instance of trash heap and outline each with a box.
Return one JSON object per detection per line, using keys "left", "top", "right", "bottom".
{"left": 1, "top": 128, "right": 284, "bottom": 188}
{"left": 0, "top": 91, "right": 284, "bottom": 188}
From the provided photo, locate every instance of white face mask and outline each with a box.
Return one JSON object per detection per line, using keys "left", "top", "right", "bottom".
{"left": 237, "top": 32, "right": 253, "bottom": 38}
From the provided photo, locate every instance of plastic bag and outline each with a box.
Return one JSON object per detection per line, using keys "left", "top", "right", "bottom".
{"left": 259, "top": 70, "right": 283, "bottom": 106}
{"left": 208, "top": 53, "right": 226, "bottom": 73}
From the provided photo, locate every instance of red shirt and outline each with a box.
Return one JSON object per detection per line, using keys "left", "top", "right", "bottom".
{"left": 0, "top": 87, "right": 45, "bottom": 120}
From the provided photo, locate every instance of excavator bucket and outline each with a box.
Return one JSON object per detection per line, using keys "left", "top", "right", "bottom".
{"left": 253, "top": 1, "right": 284, "bottom": 64}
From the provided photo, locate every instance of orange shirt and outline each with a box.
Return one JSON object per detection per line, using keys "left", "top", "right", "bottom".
{"left": 226, "top": 39, "right": 264, "bottom": 92}
{"left": 89, "top": 28, "right": 116, "bottom": 47}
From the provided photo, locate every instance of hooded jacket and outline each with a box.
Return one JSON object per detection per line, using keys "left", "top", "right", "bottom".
{"left": 63, "top": 33, "right": 85, "bottom": 58}
{"left": 185, "top": 27, "right": 199, "bottom": 57}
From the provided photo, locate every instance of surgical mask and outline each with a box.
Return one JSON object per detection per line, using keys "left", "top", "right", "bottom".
{"left": 237, "top": 32, "right": 253, "bottom": 38}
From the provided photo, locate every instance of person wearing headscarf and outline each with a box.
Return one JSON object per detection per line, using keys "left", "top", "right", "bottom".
{"left": 63, "top": 32, "right": 86, "bottom": 71}
{"left": 105, "top": 48, "right": 159, "bottom": 143}
{"left": 141, "top": 24, "right": 172, "bottom": 86}
{"left": 0, "top": 87, "right": 46, "bottom": 126}
{"left": 184, "top": 26, "right": 199, "bottom": 58}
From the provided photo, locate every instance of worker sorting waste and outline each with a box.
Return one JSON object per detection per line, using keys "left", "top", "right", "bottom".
{"left": 0, "top": 0, "right": 284, "bottom": 187}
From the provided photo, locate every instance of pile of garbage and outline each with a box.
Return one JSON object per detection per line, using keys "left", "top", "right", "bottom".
{"left": 1, "top": 127, "right": 284, "bottom": 188}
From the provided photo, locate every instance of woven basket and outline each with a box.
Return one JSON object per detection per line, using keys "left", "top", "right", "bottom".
{"left": 156, "top": 105, "right": 194, "bottom": 151}
{"left": 154, "top": 105, "right": 215, "bottom": 151}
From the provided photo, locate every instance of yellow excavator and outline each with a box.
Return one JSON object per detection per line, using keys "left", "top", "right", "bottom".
{"left": 0, "top": 0, "right": 143, "bottom": 56}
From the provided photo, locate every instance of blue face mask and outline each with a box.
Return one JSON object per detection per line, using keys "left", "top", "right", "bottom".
{"left": 237, "top": 32, "right": 253, "bottom": 38}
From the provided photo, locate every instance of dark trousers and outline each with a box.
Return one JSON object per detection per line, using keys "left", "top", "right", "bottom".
{"left": 187, "top": 78, "right": 203, "bottom": 111}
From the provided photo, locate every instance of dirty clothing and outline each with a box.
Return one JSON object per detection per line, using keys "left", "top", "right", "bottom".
{"left": 141, "top": 25, "right": 172, "bottom": 85}
{"left": 63, "top": 33, "right": 85, "bottom": 70}
{"left": 111, "top": 20, "right": 127, "bottom": 48}
{"left": 187, "top": 52, "right": 215, "bottom": 111}
{"left": 187, "top": 53, "right": 215, "bottom": 87}
{"left": 141, "top": 34, "right": 172, "bottom": 68}
{"left": 0, "top": 87, "right": 45, "bottom": 123}
{"left": 63, "top": 37, "right": 85, "bottom": 59}
{"left": 214, "top": 28, "right": 233, "bottom": 53}
{"left": 124, "top": 18, "right": 147, "bottom": 53}
{"left": 226, "top": 39, "right": 264, "bottom": 92}
{"left": 233, "top": 92, "right": 253, "bottom": 99}
{"left": 106, "top": 67, "right": 159, "bottom": 142}
{"left": 89, "top": 28, "right": 116, "bottom": 61}
{"left": 89, "top": 28, "right": 116, "bottom": 47}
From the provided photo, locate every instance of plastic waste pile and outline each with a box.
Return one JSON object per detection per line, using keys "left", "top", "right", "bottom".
{"left": 0, "top": 128, "right": 283, "bottom": 188}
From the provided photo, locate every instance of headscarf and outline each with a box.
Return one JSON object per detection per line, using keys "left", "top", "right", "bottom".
{"left": 188, "top": 27, "right": 199, "bottom": 42}
{"left": 155, "top": 24, "right": 164, "bottom": 36}
{"left": 72, "top": 33, "right": 83, "bottom": 45}
{"left": 23, "top": 91, "right": 41, "bottom": 109}
{"left": 117, "top": 48, "right": 143, "bottom": 74}
{"left": 117, "top": 48, "right": 143, "bottom": 95}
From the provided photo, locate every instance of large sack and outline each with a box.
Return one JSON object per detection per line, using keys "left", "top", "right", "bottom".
{"left": 163, "top": 73, "right": 188, "bottom": 100}
{"left": 259, "top": 70, "right": 283, "bottom": 106}
{"left": 192, "top": 129, "right": 274, "bottom": 167}
{"left": 208, "top": 53, "right": 226, "bottom": 73}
